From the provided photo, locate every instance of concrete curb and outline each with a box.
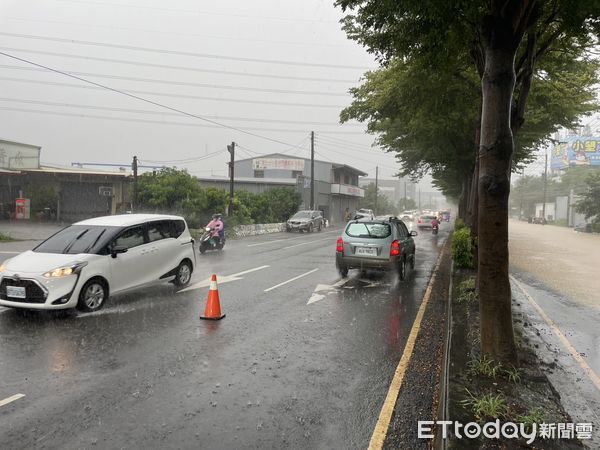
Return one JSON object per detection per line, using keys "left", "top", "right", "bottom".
{"left": 434, "top": 240, "right": 453, "bottom": 450}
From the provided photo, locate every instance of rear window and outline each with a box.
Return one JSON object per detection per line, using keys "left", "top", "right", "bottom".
{"left": 345, "top": 222, "right": 391, "bottom": 238}
{"left": 34, "top": 225, "right": 117, "bottom": 254}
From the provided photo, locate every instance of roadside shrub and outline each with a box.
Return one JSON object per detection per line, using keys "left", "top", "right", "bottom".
{"left": 454, "top": 218, "right": 467, "bottom": 230}
{"left": 552, "top": 219, "right": 568, "bottom": 227}
{"left": 452, "top": 227, "right": 473, "bottom": 268}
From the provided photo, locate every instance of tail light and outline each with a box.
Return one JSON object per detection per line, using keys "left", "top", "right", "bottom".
{"left": 390, "top": 240, "right": 401, "bottom": 256}
{"left": 336, "top": 237, "right": 344, "bottom": 253}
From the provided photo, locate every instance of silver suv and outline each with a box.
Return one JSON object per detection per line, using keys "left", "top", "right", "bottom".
{"left": 286, "top": 210, "right": 324, "bottom": 233}
{"left": 335, "top": 217, "right": 417, "bottom": 279}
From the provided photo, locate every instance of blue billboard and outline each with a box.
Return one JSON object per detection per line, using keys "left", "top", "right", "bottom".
{"left": 551, "top": 136, "right": 600, "bottom": 169}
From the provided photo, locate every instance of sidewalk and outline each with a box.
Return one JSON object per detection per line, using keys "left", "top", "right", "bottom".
{"left": 0, "top": 221, "right": 67, "bottom": 241}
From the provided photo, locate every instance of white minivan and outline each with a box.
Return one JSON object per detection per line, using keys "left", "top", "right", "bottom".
{"left": 0, "top": 214, "right": 195, "bottom": 312}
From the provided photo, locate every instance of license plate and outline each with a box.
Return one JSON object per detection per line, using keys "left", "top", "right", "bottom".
{"left": 6, "top": 286, "right": 26, "bottom": 299}
{"left": 356, "top": 247, "right": 376, "bottom": 256}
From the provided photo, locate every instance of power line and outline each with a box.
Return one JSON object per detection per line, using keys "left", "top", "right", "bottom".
{"left": 142, "top": 148, "right": 226, "bottom": 164}
{"left": 0, "top": 106, "right": 360, "bottom": 134}
{"left": 315, "top": 136, "right": 377, "bottom": 153}
{"left": 1, "top": 16, "right": 351, "bottom": 49}
{"left": 0, "top": 64, "right": 350, "bottom": 97}
{"left": 56, "top": 0, "right": 341, "bottom": 24}
{"left": 317, "top": 133, "right": 377, "bottom": 149}
{"left": 0, "top": 51, "right": 315, "bottom": 145}
{"left": 0, "top": 76, "right": 347, "bottom": 109}
{"left": 0, "top": 47, "right": 359, "bottom": 84}
{"left": 0, "top": 32, "right": 372, "bottom": 70}
{"left": 0, "top": 97, "right": 364, "bottom": 127}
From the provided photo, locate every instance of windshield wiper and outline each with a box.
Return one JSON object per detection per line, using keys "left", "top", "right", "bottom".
{"left": 63, "top": 229, "right": 89, "bottom": 254}
{"left": 84, "top": 229, "right": 106, "bottom": 253}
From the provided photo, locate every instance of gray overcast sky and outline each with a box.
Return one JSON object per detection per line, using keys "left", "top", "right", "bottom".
{"left": 0, "top": 0, "right": 435, "bottom": 187}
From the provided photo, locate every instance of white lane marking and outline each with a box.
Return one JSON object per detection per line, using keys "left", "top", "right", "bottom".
{"left": 247, "top": 229, "right": 339, "bottom": 247}
{"left": 264, "top": 268, "right": 319, "bottom": 292}
{"left": 307, "top": 278, "right": 349, "bottom": 305}
{"left": 179, "top": 265, "right": 270, "bottom": 293}
{"left": 282, "top": 237, "right": 332, "bottom": 250}
{"left": 0, "top": 393, "right": 25, "bottom": 408}
{"left": 0, "top": 251, "right": 20, "bottom": 254}
{"left": 511, "top": 275, "right": 600, "bottom": 393}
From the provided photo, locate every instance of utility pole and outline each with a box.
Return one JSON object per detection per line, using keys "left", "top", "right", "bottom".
{"left": 310, "top": 131, "right": 315, "bottom": 210}
{"left": 132, "top": 155, "right": 138, "bottom": 211}
{"left": 374, "top": 166, "right": 379, "bottom": 213}
{"left": 542, "top": 149, "right": 548, "bottom": 220}
{"left": 403, "top": 180, "right": 407, "bottom": 209}
{"left": 227, "top": 142, "right": 235, "bottom": 217}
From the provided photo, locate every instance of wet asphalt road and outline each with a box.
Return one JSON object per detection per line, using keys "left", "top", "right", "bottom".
{"left": 0, "top": 223, "right": 448, "bottom": 449}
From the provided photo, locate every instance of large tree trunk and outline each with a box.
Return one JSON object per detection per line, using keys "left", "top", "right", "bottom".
{"left": 458, "top": 173, "right": 471, "bottom": 221}
{"left": 478, "top": 18, "right": 519, "bottom": 364}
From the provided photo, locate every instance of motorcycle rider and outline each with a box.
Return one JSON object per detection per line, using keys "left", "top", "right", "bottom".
{"left": 206, "top": 214, "right": 225, "bottom": 245}
{"left": 431, "top": 216, "right": 440, "bottom": 232}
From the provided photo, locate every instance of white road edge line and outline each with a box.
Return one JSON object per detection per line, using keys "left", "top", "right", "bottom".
{"left": 0, "top": 393, "right": 25, "bottom": 408}
{"left": 510, "top": 275, "right": 600, "bottom": 393}
{"left": 0, "top": 251, "right": 21, "bottom": 254}
{"left": 264, "top": 268, "right": 319, "bottom": 292}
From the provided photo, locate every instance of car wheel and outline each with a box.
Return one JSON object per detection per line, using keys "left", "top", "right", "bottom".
{"left": 317, "top": 223, "right": 322, "bottom": 232}
{"left": 398, "top": 257, "right": 406, "bottom": 281}
{"left": 410, "top": 253, "right": 415, "bottom": 270}
{"left": 77, "top": 278, "right": 108, "bottom": 312}
{"left": 308, "top": 224, "right": 314, "bottom": 233}
{"left": 174, "top": 260, "right": 192, "bottom": 287}
{"left": 339, "top": 266, "right": 349, "bottom": 278}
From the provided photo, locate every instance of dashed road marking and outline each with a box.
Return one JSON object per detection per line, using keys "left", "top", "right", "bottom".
{"left": 0, "top": 393, "right": 25, "bottom": 408}
{"left": 511, "top": 275, "right": 600, "bottom": 393}
{"left": 179, "top": 265, "right": 270, "bottom": 293}
{"left": 264, "top": 268, "right": 319, "bottom": 292}
{"left": 368, "top": 246, "right": 446, "bottom": 450}
{"left": 0, "top": 251, "right": 20, "bottom": 254}
{"left": 282, "top": 237, "right": 332, "bottom": 250}
{"left": 247, "top": 229, "right": 338, "bottom": 247}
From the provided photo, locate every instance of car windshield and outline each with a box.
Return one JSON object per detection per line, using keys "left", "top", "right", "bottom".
{"left": 291, "top": 212, "right": 311, "bottom": 219}
{"left": 346, "top": 222, "right": 391, "bottom": 238}
{"left": 33, "top": 225, "right": 118, "bottom": 254}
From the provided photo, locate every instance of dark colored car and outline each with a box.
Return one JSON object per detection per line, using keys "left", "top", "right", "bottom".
{"left": 335, "top": 217, "right": 417, "bottom": 279}
{"left": 574, "top": 223, "right": 592, "bottom": 233}
{"left": 286, "top": 210, "right": 324, "bottom": 233}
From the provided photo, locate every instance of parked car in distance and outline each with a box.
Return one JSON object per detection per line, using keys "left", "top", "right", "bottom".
{"left": 354, "top": 208, "right": 375, "bottom": 220}
{"left": 0, "top": 214, "right": 195, "bottom": 313}
{"left": 417, "top": 214, "right": 438, "bottom": 229}
{"left": 400, "top": 211, "right": 414, "bottom": 221}
{"left": 286, "top": 210, "right": 324, "bottom": 233}
{"left": 335, "top": 217, "right": 417, "bottom": 280}
{"left": 574, "top": 223, "right": 592, "bottom": 233}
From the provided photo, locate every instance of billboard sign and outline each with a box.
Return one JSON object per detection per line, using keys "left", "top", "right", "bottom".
{"left": 252, "top": 158, "right": 304, "bottom": 171}
{"left": 551, "top": 136, "right": 600, "bottom": 169}
{"left": 0, "top": 140, "right": 40, "bottom": 170}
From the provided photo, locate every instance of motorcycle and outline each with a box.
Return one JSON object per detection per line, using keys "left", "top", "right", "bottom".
{"left": 199, "top": 226, "right": 225, "bottom": 254}
{"left": 432, "top": 223, "right": 439, "bottom": 235}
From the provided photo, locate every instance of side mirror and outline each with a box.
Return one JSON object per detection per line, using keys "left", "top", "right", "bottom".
{"left": 410, "top": 230, "right": 418, "bottom": 236}
{"left": 111, "top": 245, "right": 128, "bottom": 258}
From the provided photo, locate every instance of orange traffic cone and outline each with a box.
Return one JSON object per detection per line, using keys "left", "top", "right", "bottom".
{"left": 200, "top": 274, "right": 226, "bottom": 320}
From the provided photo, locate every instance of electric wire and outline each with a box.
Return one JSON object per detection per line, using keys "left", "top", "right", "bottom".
{"left": 0, "top": 32, "right": 371, "bottom": 70}
{"left": 0, "top": 97, "right": 364, "bottom": 127}
{"left": 0, "top": 64, "right": 350, "bottom": 97}
{"left": 0, "top": 76, "right": 347, "bottom": 109}
{"left": 0, "top": 47, "right": 359, "bottom": 84}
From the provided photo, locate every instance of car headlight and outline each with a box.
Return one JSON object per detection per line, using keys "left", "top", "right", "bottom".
{"left": 205, "top": 227, "right": 211, "bottom": 232}
{"left": 0, "top": 263, "right": 5, "bottom": 273}
{"left": 43, "top": 262, "right": 88, "bottom": 278}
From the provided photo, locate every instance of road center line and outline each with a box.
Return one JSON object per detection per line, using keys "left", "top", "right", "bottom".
{"left": 0, "top": 393, "right": 25, "bottom": 408}
{"left": 264, "top": 268, "right": 319, "bottom": 292}
{"left": 368, "top": 246, "right": 446, "bottom": 450}
{"left": 282, "top": 237, "right": 332, "bottom": 249}
{"left": 510, "top": 275, "right": 600, "bottom": 392}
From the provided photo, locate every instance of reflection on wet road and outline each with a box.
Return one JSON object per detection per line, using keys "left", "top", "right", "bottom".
{"left": 0, "top": 223, "right": 449, "bottom": 449}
